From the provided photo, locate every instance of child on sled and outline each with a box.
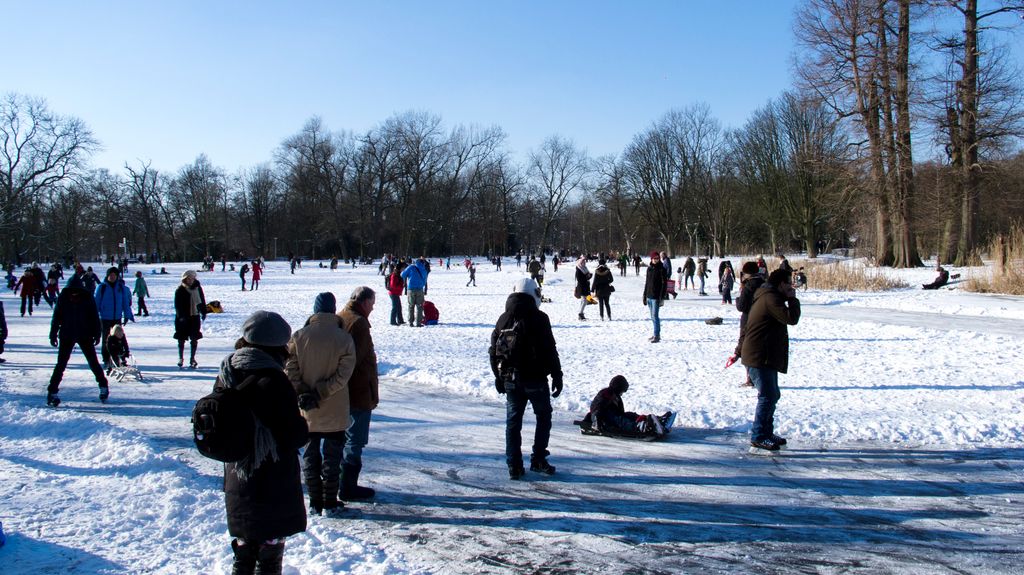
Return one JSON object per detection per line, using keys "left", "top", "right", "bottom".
{"left": 579, "top": 375, "right": 674, "bottom": 438}
{"left": 106, "top": 324, "right": 132, "bottom": 370}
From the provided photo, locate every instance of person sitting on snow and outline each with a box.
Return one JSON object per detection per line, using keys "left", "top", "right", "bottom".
{"left": 584, "top": 375, "right": 673, "bottom": 437}
{"left": 922, "top": 266, "right": 949, "bottom": 290}
{"left": 106, "top": 324, "right": 131, "bottom": 370}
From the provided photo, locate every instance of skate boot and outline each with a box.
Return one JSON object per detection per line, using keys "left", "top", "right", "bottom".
{"left": 508, "top": 460, "right": 525, "bottom": 480}
{"left": 530, "top": 455, "right": 555, "bottom": 475}
{"left": 46, "top": 393, "right": 61, "bottom": 407}
{"left": 99, "top": 386, "right": 109, "bottom": 403}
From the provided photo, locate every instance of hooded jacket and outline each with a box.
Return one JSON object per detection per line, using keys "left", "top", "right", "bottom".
{"left": 574, "top": 260, "right": 592, "bottom": 298}
{"left": 50, "top": 281, "right": 102, "bottom": 343}
{"left": 740, "top": 283, "right": 801, "bottom": 374}
{"left": 285, "top": 312, "right": 357, "bottom": 433}
{"left": 643, "top": 261, "right": 667, "bottom": 302}
{"left": 489, "top": 292, "right": 562, "bottom": 389}
{"left": 591, "top": 264, "right": 614, "bottom": 297}
{"left": 338, "top": 302, "right": 380, "bottom": 410}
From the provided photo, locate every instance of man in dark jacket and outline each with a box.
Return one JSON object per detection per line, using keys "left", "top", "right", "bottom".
{"left": 337, "top": 286, "right": 380, "bottom": 500}
{"left": 741, "top": 269, "right": 800, "bottom": 451}
{"left": 219, "top": 310, "right": 308, "bottom": 574}
{"left": 0, "top": 300, "right": 7, "bottom": 363}
{"left": 47, "top": 277, "right": 109, "bottom": 405}
{"left": 489, "top": 277, "right": 563, "bottom": 479}
{"left": 642, "top": 251, "right": 667, "bottom": 343}
{"left": 729, "top": 261, "right": 766, "bottom": 386}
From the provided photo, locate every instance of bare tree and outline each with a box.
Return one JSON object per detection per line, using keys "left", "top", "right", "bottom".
{"left": 0, "top": 93, "right": 97, "bottom": 261}
{"left": 528, "top": 135, "right": 591, "bottom": 252}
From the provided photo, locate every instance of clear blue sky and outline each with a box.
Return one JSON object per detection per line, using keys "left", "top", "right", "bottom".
{"left": 5, "top": 1, "right": 823, "bottom": 173}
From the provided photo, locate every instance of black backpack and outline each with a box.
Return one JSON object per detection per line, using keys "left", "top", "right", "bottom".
{"left": 192, "top": 375, "right": 257, "bottom": 463}
{"left": 493, "top": 319, "right": 525, "bottom": 381}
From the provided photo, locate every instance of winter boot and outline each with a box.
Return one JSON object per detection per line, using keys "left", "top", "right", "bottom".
{"left": 340, "top": 463, "right": 376, "bottom": 500}
{"left": 508, "top": 460, "right": 525, "bottom": 480}
{"left": 254, "top": 541, "right": 285, "bottom": 575}
{"left": 98, "top": 385, "right": 109, "bottom": 403}
{"left": 230, "top": 539, "right": 258, "bottom": 575}
{"left": 46, "top": 393, "right": 61, "bottom": 407}
{"left": 323, "top": 472, "right": 344, "bottom": 514}
{"left": 530, "top": 455, "right": 556, "bottom": 475}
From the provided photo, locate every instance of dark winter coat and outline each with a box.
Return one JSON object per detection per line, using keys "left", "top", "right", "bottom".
{"left": 574, "top": 264, "right": 592, "bottom": 298}
{"left": 107, "top": 335, "right": 131, "bottom": 362}
{"left": 733, "top": 274, "right": 765, "bottom": 357}
{"left": 338, "top": 302, "right": 379, "bottom": 411}
{"left": 643, "top": 262, "right": 667, "bottom": 302}
{"left": 173, "top": 281, "right": 207, "bottom": 341}
{"left": 220, "top": 349, "right": 309, "bottom": 543}
{"left": 527, "top": 260, "right": 542, "bottom": 276}
{"left": 741, "top": 283, "right": 801, "bottom": 374}
{"left": 489, "top": 292, "right": 563, "bottom": 391}
{"left": 14, "top": 272, "right": 36, "bottom": 297}
{"left": 49, "top": 282, "right": 102, "bottom": 343}
{"left": 0, "top": 301, "right": 7, "bottom": 345}
{"left": 30, "top": 267, "right": 46, "bottom": 294}
{"left": 591, "top": 265, "right": 614, "bottom": 297}
{"left": 683, "top": 257, "right": 696, "bottom": 275}
{"left": 589, "top": 388, "right": 625, "bottom": 428}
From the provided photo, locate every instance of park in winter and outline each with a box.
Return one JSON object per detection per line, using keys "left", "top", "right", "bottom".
{"left": 1, "top": 2, "right": 1023, "bottom": 574}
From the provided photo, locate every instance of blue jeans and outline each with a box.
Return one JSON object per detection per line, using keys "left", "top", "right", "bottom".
{"left": 302, "top": 432, "right": 345, "bottom": 500}
{"left": 646, "top": 298, "right": 661, "bottom": 338}
{"left": 699, "top": 275, "right": 706, "bottom": 294}
{"left": 748, "top": 367, "right": 781, "bottom": 442}
{"left": 505, "top": 385, "right": 552, "bottom": 466}
{"left": 342, "top": 409, "right": 372, "bottom": 467}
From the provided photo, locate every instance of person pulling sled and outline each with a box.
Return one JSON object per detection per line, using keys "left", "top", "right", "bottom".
{"left": 575, "top": 375, "right": 674, "bottom": 440}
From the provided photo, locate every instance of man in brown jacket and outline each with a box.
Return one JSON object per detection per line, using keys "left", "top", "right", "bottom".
{"left": 741, "top": 268, "right": 800, "bottom": 452}
{"left": 337, "top": 286, "right": 379, "bottom": 500}
{"left": 286, "top": 292, "right": 357, "bottom": 515}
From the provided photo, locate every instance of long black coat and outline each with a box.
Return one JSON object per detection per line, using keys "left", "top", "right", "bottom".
{"left": 489, "top": 292, "right": 562, "bottom": 391}
{"left": 173, "top": 281, "right": 206, "bottom": 341}
{"left": 591, "top": 265, "right": 614, "bottom": 297}
{"left": 643, "top": 262, "right": 667, "bottom": 302}
{"left": 574, "top": 265, "right": 592, "bottom": 298}
{"left": 49, "top": 285, "right": 102, "bottom": 343}
{"left": 223, "top": 366, "right": 309, "bottom": 542}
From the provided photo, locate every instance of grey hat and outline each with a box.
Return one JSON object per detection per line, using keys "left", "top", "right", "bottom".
{"left": 241, "top": 310, "right": 292, "bottom": 347}
{"left": 313, "top": 292, "right": 336, "bottom": 314}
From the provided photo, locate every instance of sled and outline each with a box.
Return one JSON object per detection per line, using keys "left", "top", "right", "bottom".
{"left": 110, "top": 357, "right": 143, "bottom": 383}
{"left": 205, "top": 301, "right": 224, "bottom": 314}
{"left": 573, "top": 412, "right": 674, "bottom": 442}
{"left": 665, "top": 279, "right": 677, "bottom": 298}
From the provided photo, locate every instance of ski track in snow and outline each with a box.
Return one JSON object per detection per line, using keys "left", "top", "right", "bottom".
{"left": 1, "top": 258, "right": 1022, "bottom": 574}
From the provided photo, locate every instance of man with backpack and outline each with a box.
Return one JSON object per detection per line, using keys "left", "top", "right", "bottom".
{"left": 489, "top": 277, "right": 564, "bottom": 480}
{"left": 400, "top": 257, "right": 429, "bottom": 327}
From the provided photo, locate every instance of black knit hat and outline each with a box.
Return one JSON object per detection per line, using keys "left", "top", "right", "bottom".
{"left": 609, "top": 375, "right": 629, "bottom": 394}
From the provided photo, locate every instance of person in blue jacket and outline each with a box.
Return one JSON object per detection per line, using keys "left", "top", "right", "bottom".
{"left": 400, "top": 256, "right": 430, "bottom": 327}
{"left": 94, "top": 267, "right": 135, "bottom": 371}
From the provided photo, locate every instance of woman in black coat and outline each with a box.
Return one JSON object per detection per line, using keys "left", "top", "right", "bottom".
{"left": 173, "top": 270, "right": 206, "bottom": 368}
{"left": 573, "top": 256, "right": 592, "bottom": 321}
{"left": 590, "top": 258, "right": 615, "bottom": 320}
{"left": 219, "top": 311, "right": 309, "bottom": 574}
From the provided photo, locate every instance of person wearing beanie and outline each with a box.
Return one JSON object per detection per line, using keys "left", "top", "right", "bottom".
{"left": 46, "top": 276, "right": 109, "bottom": 406}
{"left": 584, "top": 375, "right": 673, "bottom": 438}
{"left": 729, "top": 261, "right": 768, "bottom": 387}
{"left": 218, "top": 310, "right": 308, "bottom": 574}
{"left": 132, "top": 270, "right": 150, "bottom": 317}
{"left": 173, "top": 270, "right": 206, "bottom": 369}
{"left": 741, "top": 267, "right": 800, "bottom": 452}
{"left": 489, "top": 276, "right": 563, "bottom": 479}
{"left": 95, "top": 267, "right": 135, "bottom": 372}
{"left": 286, "top": 292, "right": 356, "bottom": 516}
{"left": 642, "top": 251, "right": 667, "bottom": 343}
{"left": 336, "top": 286, "right": 380, "bottom": 500}
{"left": 590, "top": 257, "right": 614, "bottom": 320}
{"left": 386, "top": 261, "right": 407, "bottom": 326}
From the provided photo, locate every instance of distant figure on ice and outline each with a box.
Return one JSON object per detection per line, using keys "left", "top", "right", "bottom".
{"left": 13, "top": 268, "right": 36, "bottom": 316}
{"left": 643, "top": 251, "right": 667, "bottom": 343}
{"left": 250, "top": 260, "right": 262, "bottom": 290}
{"left": 174, "top": 270, "right": 207, "bottom": 369}
{"left": 682, "top": 256, "right": 696, "bottom": 290}
{"left": 466, "top": 262, "right": 476, "bottom": 287}
{"left": 239, "top": 262, "right": 250, "bottom": 291}
{"left": 591, "top": 257, "right": 614, "bottom": 320}
{"left": 922, "top": 266, "right": 949, "bottom": 290}
{"left": 0, "top": 300, "right": 7, "bottom": 363}
{"left": 489, "top": 277, "right": 563, "bottom": 480}
{"left": 574, "top": 256, "right": 592, "bottom": 321}
{"left": 133, "top": 270, "right": 150, "bottom": 317}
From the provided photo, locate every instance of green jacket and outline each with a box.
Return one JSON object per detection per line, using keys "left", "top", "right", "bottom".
{"left": 133, "top": 277, "right": 149, "bottom": 298}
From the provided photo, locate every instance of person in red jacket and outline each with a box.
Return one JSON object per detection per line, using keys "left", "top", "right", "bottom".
{"left": 386, "top": 262, "right": 406, "bottom": 326}
{"left": 250, "top": 259, "right": 262, "bottom": 290}
{"left": 13, "top": 269, "right": 37, "bottom": 316}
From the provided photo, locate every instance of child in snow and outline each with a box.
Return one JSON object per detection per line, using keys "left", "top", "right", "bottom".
{"left": 583, "top": 375, "right": 673, "bottom": 437}
{"left": 106, "top": 324, "right": 131, "bottom": 369}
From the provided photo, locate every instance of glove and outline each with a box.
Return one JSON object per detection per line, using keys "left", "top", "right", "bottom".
{"left": 725, "top": 355, "right": 738, "bottom": 369}
{"left": 297, "top": 391, "right": 320, "bottom": 411}
{"left": 201, "top": 313, "right": 208, "bottom": 321}
{"left": 551, "top": 375, "right": 563, "bottom": 398}
{"left": 494, "top": 376, "right": 505, "bottom": 394}
{"left": 50, "top": 338, "right": 58, "bottom": 348}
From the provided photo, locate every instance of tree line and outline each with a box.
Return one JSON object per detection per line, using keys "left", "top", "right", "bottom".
{"left": 2, "top": 1, "right": 1022, "bottom": 268}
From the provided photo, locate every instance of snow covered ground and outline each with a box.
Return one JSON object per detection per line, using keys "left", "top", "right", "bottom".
{"left": 1, "top": 256, "right": 1022, "bottom": 574}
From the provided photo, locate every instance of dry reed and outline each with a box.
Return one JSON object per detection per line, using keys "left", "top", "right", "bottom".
{"left": 965, "top": 225, "right": 1024, "bottom": 295}
{"left": 791, "top": 259, "right": 909, "bottom": 291}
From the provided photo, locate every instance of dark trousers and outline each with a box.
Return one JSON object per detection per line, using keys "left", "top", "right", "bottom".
{"left": 49, "top": 338, "right": 108, "bottom": 393}
{"left": 137, "top": 296, "right": 149, "bottom": 316}
{"left": 20, "top": 295, "right": 32, "bottom": 316}
{"left": 389, "top": 294, "right": 404, "bottom": 325}
{"left": 749, "top": 367, "right": 781, "bottom": 442}
{"left": 597, "top": 295, "right": 611, "bottom": 319}
{"left": 505, "top": 384, "right": 552, "bottom": 466}
{"left": 302, "top": 432, "right": 345, "bottom": 505}
{"left": 100, "top": 319, "right": 118, "bottom": 367}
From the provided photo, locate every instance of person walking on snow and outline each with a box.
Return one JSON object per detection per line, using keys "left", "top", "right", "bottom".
{"left": 741, "top": 269, "right": 800, "bottom": 452}
{"left": 642, "top": 252, "right": 667, "bottom": 343}
{"left": 286, "top": 292, "right": 357, "bottom": 516}
{"left": 132, "top": 270, "right": 150, "bottom": 317}
{"left": 466, "top": 262, "right": 476, "bottom": 287}
{"left": 94, "top": 267, "right": 134, "bottom": 371}
{"left": 218, "top": 310, "right": 309, "bottom": 575}
{"left": 46, "top": 276, "right": 109, "bottom": 406}
{"left": 173, "top": 270, "right": 207, "bottom": 369}
{"left": 574, "top": 256, "right": 592, "bottom": 320}
{"left": 336, "top": 286, "right": 381, "bottom": 501}
{"left": 489, "top": 277, "right": 563, "bottom": 479}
